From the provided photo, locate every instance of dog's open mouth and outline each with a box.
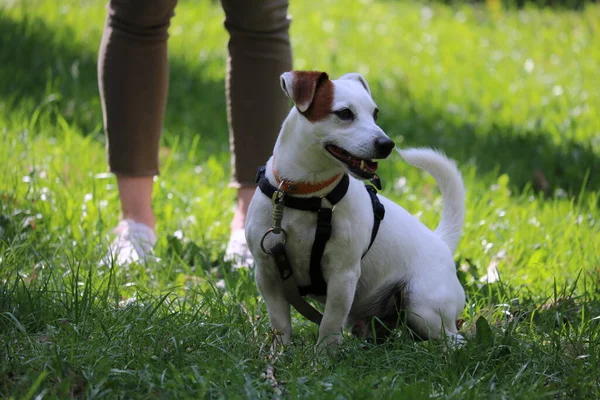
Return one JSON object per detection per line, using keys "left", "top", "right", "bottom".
{"left": 325, "top": 144, "right": 378, "bottom": 179}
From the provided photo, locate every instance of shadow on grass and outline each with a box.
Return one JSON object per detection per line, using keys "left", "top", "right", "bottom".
{"left": 0, "top": 13, "right": 229, "bottom": 153}
{"left": 1, "top": 12, "right": 598, "bottom": 194}
{"left": 378, "top": 106, "right": 600, "bottom": 195}
{"left": 412, "top": 0, "right": 597, "bottom": 10}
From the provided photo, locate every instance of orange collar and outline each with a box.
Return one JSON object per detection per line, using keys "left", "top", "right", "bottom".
{"left": 273, "top": 168, "right": 342, "bottom": 195}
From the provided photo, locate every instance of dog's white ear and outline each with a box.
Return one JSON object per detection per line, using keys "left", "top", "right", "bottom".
{"left": 338, "top": 73, "right": 371, "bottom": 95}
{"left": 280, "top": 71, "right": 330, "bottom": 113}
{"left": 280, "top": 72, "right": 295, "bottom": 100}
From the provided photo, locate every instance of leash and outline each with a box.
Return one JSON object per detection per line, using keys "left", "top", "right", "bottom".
{"left": 269, "top": 243, "right": 323, "bottom": 325}
{"left": 256, "top": 166, "right": 385, "bottom": 325}
{"left": 258, "top": 177, "right": 324, "bottom": 325}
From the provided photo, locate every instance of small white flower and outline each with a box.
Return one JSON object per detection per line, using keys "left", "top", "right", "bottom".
{"left": 552, "top": 85, "right": 564, "bottom": 96}
{"left": 524, "top": 59, "right": 535, "bottom": 73}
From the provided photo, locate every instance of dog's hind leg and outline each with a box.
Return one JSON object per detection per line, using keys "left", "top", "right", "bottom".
{"left": 256, "top": 264, "right": 292, "bottom": 345}
{"left": 406, "top": 303, "right": 463, "bottom": 345}
{"left": 405, "top": 276, "right": 465, "bottom": 346}
{"left": 318, "top": 266, "right": 360, "bottom": 348}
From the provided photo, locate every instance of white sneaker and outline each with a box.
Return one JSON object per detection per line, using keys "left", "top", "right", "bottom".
{"left": 103, "top": 219, "right": 157, "bottom": 265}
{"left": 225, "top": 229, "right": 254, "bottom": 268}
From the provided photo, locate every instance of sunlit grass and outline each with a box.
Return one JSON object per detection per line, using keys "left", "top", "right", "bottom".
{"left": 1, "top": 0, "right": 599, "bottom": 398}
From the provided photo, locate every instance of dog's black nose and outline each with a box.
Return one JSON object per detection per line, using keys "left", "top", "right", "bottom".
{"left": 375, "top": 137, "right": 395, "bottom": 158}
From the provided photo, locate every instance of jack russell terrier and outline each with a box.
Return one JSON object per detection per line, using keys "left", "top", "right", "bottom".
{"left": 245, "top": 70, "right": 466, "bottom": 348}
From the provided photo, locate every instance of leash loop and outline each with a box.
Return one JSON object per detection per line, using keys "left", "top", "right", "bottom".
{"left": 260, "top": 227, "right": 288, "bottom": 254}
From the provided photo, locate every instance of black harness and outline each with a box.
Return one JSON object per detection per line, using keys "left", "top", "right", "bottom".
{"left": 256, "top": 166, "right": 385, "bottom": 298}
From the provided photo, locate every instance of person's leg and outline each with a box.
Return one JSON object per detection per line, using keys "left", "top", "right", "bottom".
{"left": 116, "top": 177, "right": 155, "bottom": 228}
{"left": 221, "top": 0, "right": 293, "bottom": 237}
{"left": 98, "top": 0, "right": 177, "bottom": 261}
{"left": 231, "top": 187, "right": 256, "bottom": 231}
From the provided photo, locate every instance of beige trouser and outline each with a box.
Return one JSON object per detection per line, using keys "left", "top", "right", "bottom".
{"left": 98, "top": 0, "right": 292, "bottom": 186}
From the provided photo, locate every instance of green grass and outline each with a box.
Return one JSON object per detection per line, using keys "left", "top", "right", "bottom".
{"left": 1, "top": 0, "right": 599, "bottom": 398}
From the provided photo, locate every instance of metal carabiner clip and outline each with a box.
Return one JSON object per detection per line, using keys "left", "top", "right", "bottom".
{"left": 260, "top": 227, "right": 288, "bottom": 254}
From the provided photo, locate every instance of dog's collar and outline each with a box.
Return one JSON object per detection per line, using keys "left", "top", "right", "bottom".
{"left": 255, "top": 166, "right": 349, "bottom": 211}
{"left": 272, "top": 168, "right": 343, "bottom": 195}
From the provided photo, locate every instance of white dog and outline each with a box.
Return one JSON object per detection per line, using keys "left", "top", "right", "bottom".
{"left": 245, "top": 70, "right": 466, "bottom": 347}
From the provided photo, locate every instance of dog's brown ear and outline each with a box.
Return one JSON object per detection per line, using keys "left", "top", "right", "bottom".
{"left": 280, "top": 71, "right": 330, "bottom": 113}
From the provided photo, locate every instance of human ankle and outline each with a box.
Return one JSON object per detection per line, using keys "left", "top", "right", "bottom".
{"left": 121, "top": 210, "right": 156, "bottom": 230}
{"left": 117, "top": 175, "right": 156, "bottom": 229}
{"left": 230, "top": 186, "right": 256, "bottom": 231}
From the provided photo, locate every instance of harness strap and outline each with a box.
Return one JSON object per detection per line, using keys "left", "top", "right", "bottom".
{"left": 299, "top": 208, "right": 332, "bottom": 296}
{"left": 364, "top": 185, "right": 386, "bottom": 256}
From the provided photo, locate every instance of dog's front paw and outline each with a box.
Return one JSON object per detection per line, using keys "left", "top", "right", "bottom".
{"left": 316, "top": 331, "right": 342, "bottom": 349}
{"left": 447, "top": 333, "right": 466, "bottom": 349}
{"left": 269, "top": 341, "right": 285, "bottom": 356}
{"left": 272, "top": 328, "right": 291, "bottom": 345}
{"left": 268, "top": 329, "right": 291, "bottom": 355}
{"left": 314, "top": 333, "right": 344, "bottom": 359}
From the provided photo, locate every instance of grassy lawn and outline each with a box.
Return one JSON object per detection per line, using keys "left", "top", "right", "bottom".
{"left": 1, "top": 0, "right": 599, "bottom": 398}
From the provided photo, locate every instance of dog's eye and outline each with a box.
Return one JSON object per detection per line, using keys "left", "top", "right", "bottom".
{"left": 334, "top": 108, "right": 355, "bottom": 121}
{"left": 373, "top": 108, "right": 379, "bottom": 122}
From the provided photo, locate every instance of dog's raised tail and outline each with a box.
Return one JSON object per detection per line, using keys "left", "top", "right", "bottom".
{"left": 397, "top": 148, "right": 465, "bottom": 253}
